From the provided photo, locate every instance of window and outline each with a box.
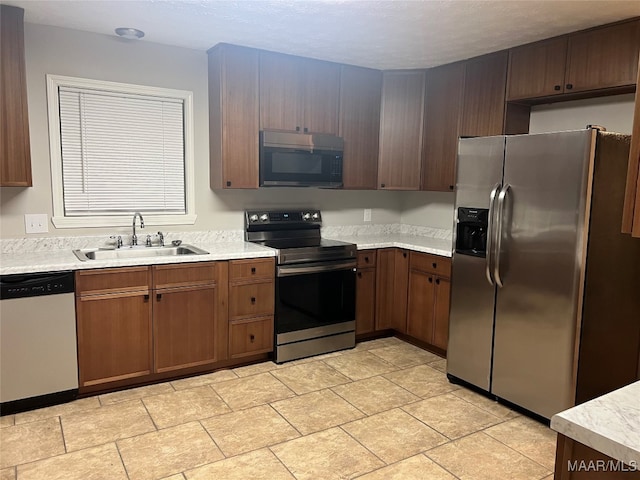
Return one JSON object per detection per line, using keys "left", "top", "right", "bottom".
{"left": 46, "top": 75, "right": 196, "bottom": 228}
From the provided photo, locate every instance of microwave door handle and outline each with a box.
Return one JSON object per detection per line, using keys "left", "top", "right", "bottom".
{"left": 485, "top": 183, "right": 501, "bottom": 286}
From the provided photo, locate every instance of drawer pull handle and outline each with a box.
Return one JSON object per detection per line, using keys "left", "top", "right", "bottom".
{"left": 432, "top": 262, "right": 437, "bottom": 268}
{"left": 251, "top": 297, "right": 256, "bottom": 304}
{"left": 251, "top": 267, "right": 256, "bottom": 274}
{"left": 428, "top": 277, "right": 433, "bottom": 283}
{"left": 250, "top": 334, "right": 255, "bottom": 342}
{"left": 156, "top": 293, "right": 162, "bottom": 301}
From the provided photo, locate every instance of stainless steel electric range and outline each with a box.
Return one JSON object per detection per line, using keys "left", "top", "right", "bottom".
{"left": 245, "top": 209, "right": 357, "bottom": 363}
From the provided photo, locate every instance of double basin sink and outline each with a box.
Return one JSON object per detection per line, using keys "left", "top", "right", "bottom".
{"left": 73, "top": 244, "right": 209, "bottom": 261}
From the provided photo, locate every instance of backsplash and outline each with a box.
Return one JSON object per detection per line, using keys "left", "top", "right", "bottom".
{"left": 0, "top": 224, "right": 452, "bottom": 254}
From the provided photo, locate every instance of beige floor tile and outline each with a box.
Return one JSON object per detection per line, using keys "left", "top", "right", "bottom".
{"left": 343, "top": 409, "right": 447, "bottom": 464}
{"left": 61, "top": 400, "right": 155, "bottom": 452}
{"left": 98, "top": 382, "right": 175, "bottom": 406}
{"left": 159, "top": 476, "right": 185, "bottom": 480}
{"left": 271, "top": 427, "right": 384, "bottom": 480}
{"left": 0, "top": 417, "right": 65, "bottom": 469}
{"left": 385, "top": 364, "right": 459, "bottom": 398}
{"left": 201, "top": 404, "right": 299, "bottom": 456}
{"left": 271, "top": 389, "right": 364, "bottom": 435}
{"left": 0, "top": 468, "right": 15, "bottom": 480}
{"left": 170, "top": 369, "right": 238, "bottom": 390}
{"left": 429, "top": 358, "right": 447, "bottom": 373}
{"left": 0, "top": 415, "right": 15, "bottom": 428}
{"left": 232, "top": 361, "right": 279, "bottom": 378}
{"left": 15, "top": 397, "right": 101, "bottom": 425}
{"left": 403, "top": 393, "right": 502, "bottom": 439}
{"left": 212, "top": 372, "right": 295, "bottom": 410}
{"left": 451, "top": 388, "right": 520, "bottom": 420}
{"left": 323, "top": 351, "right": 397, "bottom": 381}
{"left": 356, "top": 454, "right": 457, "bottom": 480}
{"left": 370, "top": 343, "right": 442, "bottom": 368}
{"left": 16, "top": 443, "right": 127, "bottom": 480}
{"left": 270, "top": 362, "right": 350, "bottom": 395}
{"left": 142, "top": 386, "right": 230, "bottom": 428}
{"left": 332, "top": 375, "right": 420, "bottom": 415}
{"left": 185, "top": 448, "right": 295, "bottom": 480}
{"left": 117, "top": 422, "right": 223, "bottom": 480}
{"left": 426, "top": 432, "right": 551, "bottom": 480}
{"left": 484, "top": 416, "right": 557, "bottom": 470}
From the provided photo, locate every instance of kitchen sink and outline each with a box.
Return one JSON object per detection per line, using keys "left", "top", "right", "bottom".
{"left": 73, "top": 244, "right": 209, "bottom": 261}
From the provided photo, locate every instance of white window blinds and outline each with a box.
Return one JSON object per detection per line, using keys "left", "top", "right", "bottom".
{"left": 58, "top": 86, "right": 186, "bottom": 216}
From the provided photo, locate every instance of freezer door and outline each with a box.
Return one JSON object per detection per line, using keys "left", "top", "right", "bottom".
{"left": 492, "top": 129, "right": 594, "bottom": 419}
{"left": 447, "top": 136, "right": 504, "bottom": 391}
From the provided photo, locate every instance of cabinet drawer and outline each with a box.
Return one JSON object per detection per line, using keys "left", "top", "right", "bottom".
{"left": 229, "top": 258, "right": 275, "bottom": 283}
{"left": 409, "top": 252, "right": 451, "bottom": 278}
{"left": 229, "top": 282, "right": 275, "bottom": 319}
{"left": 229, "top": 316, "right": 274, "bottom": 358}
{"left": 153, "top": 262, "right": 218, "bottom": 289}
{"left": 357, "top": 250, "right": 377, "bottom": 268}
{"left": 76, "top": 267, "right": 151, "bottom": 296}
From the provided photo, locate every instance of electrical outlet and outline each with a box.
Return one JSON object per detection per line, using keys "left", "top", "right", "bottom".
{"left": 363, "top": 209, "right": 372, "bottom": 222}
{"left": 25, "top": 214, "right": 49, "bottom": 234}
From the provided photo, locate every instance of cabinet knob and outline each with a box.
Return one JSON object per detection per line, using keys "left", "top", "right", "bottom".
{"left": 566, "top": 83, "right": 573, "bottom": 90}
{"left": 436, "top": 278, "right": 440, "bottom": 285}
{"left": 226, "top": 181, "right": 231, "bottom": 187}
{"left": 403, "top": 252, "right": 407, "bottom": 258}
{"left": 380, "top": 183, "right": 386, "bottom": 188}
{"left": 144, "top": 294, "right": 149, "bottom": 301}
{"left": 156, "top": 293, "right": 162, "bottom": 300}
{"left": 357, "top": 272, "right": 362, "bottom": 278}
{"left": 296, "top": 126, "right": 300, "bottom": 132}
{"left": 364, "top": 256, "right": 369, "bottom": 263}
{"left": 303, "top": 127, "right": 308, "bottom": 133}
{"left": 250, "top": 334, "right": 255, "bottom": 342}
{"left": 251, "top": 297, "right": 256, "bottom": 304}
{"left": 251, "top": 267, "right": 256, "bottom": 274}
{"left": 554, "top": 85, "right": 561, "bottom": 91}
{"left": 449, "top": 185, "right": 454, "bottom": 190}
{"left": 428, "top": 277, "right": 433, "bottom": 283}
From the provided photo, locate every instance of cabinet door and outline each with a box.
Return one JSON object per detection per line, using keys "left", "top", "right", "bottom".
{"left": 378, "top": 71, "right": 425, "bottom": 190}
{"left": 566, "top": 20, "right": 640, "bottom": 93}
{"left": 302, "top": 58, "right": 340, "bottom": 134}
{"left": 76, "top": 292, "right": 152, "bottom": 387}
{"left": 259, "top": 51, "right": 303, "bottom": 131}
{"left": 507, "top": 37, "right": 568, "bottom": 100}
{"left": 356, "top": 267, "right": 376, "bottom": 335}
{"left": 460, "top": 52, "right": 508, "bottom": 137}
{"left": 622, "top": 54, "right": 640, "bottom": 237}
{"left": 208, "top": 44, "right": 259, "bottom": 189}
{"left": 432, "top": 276, "right": 451, "bottom": 350}
{"left": 339, "top": 65, "right": 382, "bottom": 189}
{"left": 229, "top": 282, "right": 275, "bottom": 320}
{"left": 0, "top": 5, "right": 32, "bottom": 187}
{"left": 375, "top": 249, "right": 409, "bottom": 332}
{"left": 229, "top": 316, "right": 273, "bottom": 358}
{"left": 422, "top": 63, "right": 464, "bottom": 192}
{"left": 406, "top": 269, "right": 436, "bottom": 344}
{"left": 153, "top": 284, "right": 222, "bottom": 373}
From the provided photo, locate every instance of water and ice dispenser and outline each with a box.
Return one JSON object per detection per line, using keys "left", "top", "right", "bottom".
{"left": 455, "top": 207, "right": 488, "bottom": 257}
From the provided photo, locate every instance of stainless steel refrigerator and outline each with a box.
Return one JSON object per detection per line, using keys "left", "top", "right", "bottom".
{"left": 447, "top": 129, "right": 640, "bottom": 420}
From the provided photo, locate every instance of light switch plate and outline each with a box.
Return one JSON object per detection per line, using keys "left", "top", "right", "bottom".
{"left": 364, "top": 209, "right": 372, "bottom": 222}
{"left": 25, "top": 214, "right": 49, "bottom": 234}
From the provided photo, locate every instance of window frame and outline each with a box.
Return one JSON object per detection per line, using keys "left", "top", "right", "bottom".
{"left": 46, "top": 74, "right": 197, "bottom": 228}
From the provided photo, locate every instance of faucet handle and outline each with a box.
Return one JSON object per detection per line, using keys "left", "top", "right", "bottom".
{"left": 146, "top": 234, "right": 152, "bottom": 247}
{"left": 157, "top": 231, "right": 165, "bottom": 246}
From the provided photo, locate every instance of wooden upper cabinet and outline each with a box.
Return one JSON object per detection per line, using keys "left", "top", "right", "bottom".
{"left": 208, "top": 44, "right": 259, "bottom": 189}
{"left": 422, "top": 62, "right": 464, "bottom": 192}
{"left": 460, "top": 51, "right": 508, "bottom": 138}
{"left": 507, "top": 37, "right": 568, "bottom": 100}
{"left": 259, "top": 51, "right": 340, "bottom": 134}
{"left": 339, "top": 65, "right": 382, "bottom": 189}
{"left": 1, "top": 5, "right": 32, "bottom": 187}
{"left": 566, "top": 19, "right": 640, "bottom": 94}
{"left": 378, "top": 71, "right": 425, "bottom": 190}
{"left": 622, "top": 53, "right": 640, "bottom": 237}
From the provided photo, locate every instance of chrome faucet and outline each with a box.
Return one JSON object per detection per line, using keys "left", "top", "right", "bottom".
{"left": 132, "top": 212, "right": 144, "bottom": 246}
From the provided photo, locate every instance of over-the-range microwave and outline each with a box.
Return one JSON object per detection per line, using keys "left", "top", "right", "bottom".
{"left": 259, "top": 130, "right": 344, "bottom": 188}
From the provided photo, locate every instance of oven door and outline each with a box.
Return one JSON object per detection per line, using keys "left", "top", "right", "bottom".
{"left": 275, "top": 259, "right": 356, "bottom": 336}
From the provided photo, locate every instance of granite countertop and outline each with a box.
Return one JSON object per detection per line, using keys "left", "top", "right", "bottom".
{"left": 0, "top": 229, "right": 453, "bottom": 276}
{"left": 551, "top": 381, "right": 640, "bottom": 466}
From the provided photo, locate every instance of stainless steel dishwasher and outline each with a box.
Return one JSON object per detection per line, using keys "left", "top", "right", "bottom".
{"left": 1, "top": 270, "right": 78, "bottom": 414}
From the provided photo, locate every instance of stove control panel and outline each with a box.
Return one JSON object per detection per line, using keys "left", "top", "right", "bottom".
{"left": 245, "top": 210, "right": 322, "bottom": 226}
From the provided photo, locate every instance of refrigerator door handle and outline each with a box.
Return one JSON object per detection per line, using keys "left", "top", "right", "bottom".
{"left": 485, "top": 183, "right": 501, "bottom": 286}
{"left": 494, "top": 184, "right": 511, "bottom": 288}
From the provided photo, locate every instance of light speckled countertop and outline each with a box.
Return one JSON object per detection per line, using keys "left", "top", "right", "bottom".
{"left": 0, "top": 232, "right": 452, "bottom": 275}
{"left": 551, "top": 381, "right": 640, "bottom": 466}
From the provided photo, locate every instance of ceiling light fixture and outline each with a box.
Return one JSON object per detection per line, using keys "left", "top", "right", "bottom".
{"left": 115, "top": 27, "right": 145, "bottom": 40}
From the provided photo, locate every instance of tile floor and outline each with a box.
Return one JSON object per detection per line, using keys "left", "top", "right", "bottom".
{"left": 0, "top": 337, "right": 558, "bottom": 480}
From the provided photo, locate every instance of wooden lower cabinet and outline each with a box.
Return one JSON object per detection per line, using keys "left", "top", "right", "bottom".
{"left": 229, "top": 316, "right": 274, "bottom": 358}
{"left": 375, "top": 248, "right": 409, "bottom": 332}
{"left": 355, "top": 250, "right": 377, "bottom": 335}
{"left": 406, "top": 252, "right": 452, "bottom": 351}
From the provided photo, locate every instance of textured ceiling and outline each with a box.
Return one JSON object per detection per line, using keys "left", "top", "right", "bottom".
{"left": 4, "top": 0, "right": 640, "bottom": 69}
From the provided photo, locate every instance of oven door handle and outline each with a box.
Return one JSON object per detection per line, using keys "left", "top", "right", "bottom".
{"left": 277, "top": 259, "right": 357, "bottom": 277}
